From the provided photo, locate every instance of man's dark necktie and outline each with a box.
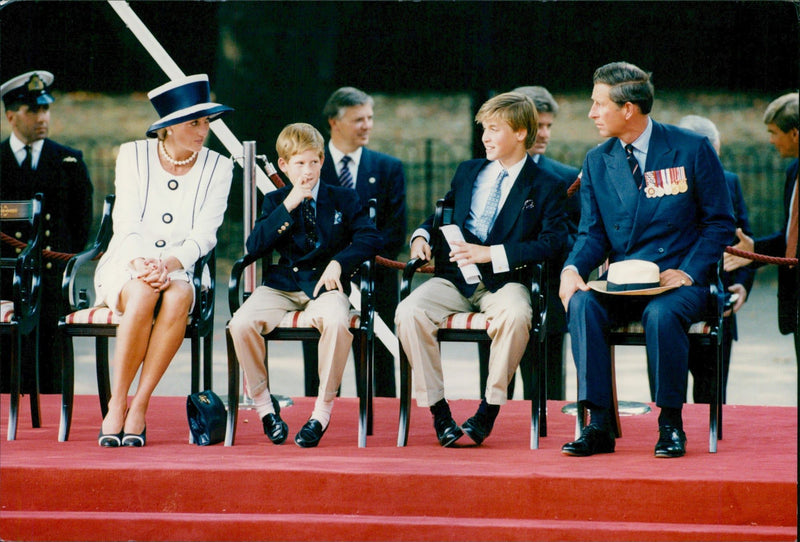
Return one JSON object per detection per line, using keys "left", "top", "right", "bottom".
{"left": 302, "top": 199, "right": 317, "bottom": 251}
{"left": 21, "top": 145, "right": 33, "bottom": 172}
{"left": 625, "top": 144, "right": 643, "bottom": 189}
{"left": 338, "top": 155, "right": 354, "bottom": 189}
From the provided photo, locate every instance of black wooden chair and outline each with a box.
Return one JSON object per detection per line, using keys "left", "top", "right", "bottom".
{"left": 396, "top": 199, "right": 549, "bottom": 449}
{"left": 57, "top": 194, "right": 216, "bottom": 441}
{"left": 224, "top": 200, "right": 377, "bottom": 447}
{"left": 1, "top": 193, "right": 44, "bottom": 440}
{"left": 575, "top": 262, "right": 725, "bottom": 453}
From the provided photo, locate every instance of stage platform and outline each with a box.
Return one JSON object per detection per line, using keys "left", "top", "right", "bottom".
{"left": 1, "top": 394, "right": 797, "bottom": 541}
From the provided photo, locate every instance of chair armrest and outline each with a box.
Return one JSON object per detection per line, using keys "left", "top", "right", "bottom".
{"left": 228, "top": 252, "right": 261, "bottom": 315}
{"left": 399, "top": 257, "right": 429, "bottom": 300}
{"left": 11, "top": 193, "right": 43, "bottom": 334}
{"left": 60, "top": 194, "right": 115, "bottom": 313}
{"left": 192, "top": 249, "right": 216, "bottom": 335}
{"left": 710, "top": 259, "right": 725, "bottom": 337}
{"left": 358, "top": 256, "right": 376, "bottom": 334}
{"left": 530, "top": 261, "right": 547, "bottom": 341}
{"left": 359, "top": 197, "right": 378, "bottom": 332}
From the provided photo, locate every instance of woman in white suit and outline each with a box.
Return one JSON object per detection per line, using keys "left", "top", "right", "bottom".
{"left": 96, "top": 75, "right": 233, "bottom": 447}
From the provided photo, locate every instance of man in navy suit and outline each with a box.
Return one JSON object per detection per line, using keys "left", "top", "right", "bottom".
{"left": 513, "top": 85, "right": 581, "bottom": 401}
{"left": 559, "top": 62, "right": 735, "bottom": 458}
{"left": 228, "top": 123, "right": 381, "bottom": 447}
{"left": 0, "top": 71, "right": 93, "bottom": 395}
{"left": 302, "top": 87, "right": 407, "bottom": 398}
{"left": 395, "top": 92, "right": 567, "bottom": 447}
{"left": 725, "top": 92, "right": 799, "bottom": 363}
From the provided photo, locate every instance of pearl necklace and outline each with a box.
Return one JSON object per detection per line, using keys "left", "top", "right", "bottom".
{"left": 159, "top": 139, "right": 197, "bottom": 166}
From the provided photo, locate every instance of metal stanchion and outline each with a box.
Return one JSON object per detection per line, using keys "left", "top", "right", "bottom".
{"left": 237, "top": 142, "right": 292, "bottom": 410}
{"left": 237, "top": 141, "right": 257, "bottom": 409}
{"left": 242, "top": 141, "right": 258, "bottom": 295}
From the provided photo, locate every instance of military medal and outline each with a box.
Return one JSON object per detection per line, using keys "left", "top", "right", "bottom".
{"left": 673, "top": 166, "right": 688, "bottom": 193}
{"left": 644, "top": 171, "right": 657, "bottom": 198}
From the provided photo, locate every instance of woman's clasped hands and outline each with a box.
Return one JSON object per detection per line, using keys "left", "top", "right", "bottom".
{"left": 132, "top": 257, "right": 171, "bottom": 292}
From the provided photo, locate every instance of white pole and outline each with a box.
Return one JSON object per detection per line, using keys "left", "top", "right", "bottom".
{"left": 107, "top": 0, "right": 274, "bottom": 194}
{"left": 109, "top": 0, "right": 399, "bottom": 361}
{"left": 242, "top": 142, "right": 258, "bottom": 293}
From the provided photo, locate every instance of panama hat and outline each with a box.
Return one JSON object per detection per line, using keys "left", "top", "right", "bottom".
{"left": 1, "top": 70, "right": 54, "bottom": 109}
{"left": 145, "top": 74, "right": 233, "bottom": 138}
{"left": 587, "top": 259, "right": 677, "bottom": 296}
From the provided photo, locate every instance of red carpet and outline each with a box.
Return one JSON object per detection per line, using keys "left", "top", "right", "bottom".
{"left": 1, "top": 394, "right": 796, "bottom": 541}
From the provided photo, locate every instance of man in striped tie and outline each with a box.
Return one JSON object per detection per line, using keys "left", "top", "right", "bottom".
{"left": 559, "top": 62, "right": 735, "bottom": 458}
{"left": 302, "top": 87, "right": 408, "bottom": 399}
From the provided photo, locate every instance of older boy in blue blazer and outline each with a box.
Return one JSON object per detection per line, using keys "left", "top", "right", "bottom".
{"left": 396, "top": 92, "right": 567, "bottom": 447}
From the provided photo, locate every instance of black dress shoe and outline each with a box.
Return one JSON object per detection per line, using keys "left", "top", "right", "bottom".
{"left": 98, "top": 429, "right": 123, "bottom": 448}
{"left": 294, "top": 419, "right": 327, "bottom": 448}
{"left": 655, "top": 425, "right": 686, "bottom": 458}
{"left": 462, "top": 412, "right": 494, "bottom": 445}
{"left": 121, "top": 427, "right": 147, "bottom": 447}
{"left": 561, "top": 424, "right": 615, "bottom": 456}
{"left": 433, "top": 415, "right": 463, "bottom": 447}
{"left": 262, "top": 413, "right": 288, "bottom": 445}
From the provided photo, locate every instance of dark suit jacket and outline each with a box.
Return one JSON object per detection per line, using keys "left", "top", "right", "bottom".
{"left": 723, "top": 170, "right": 756, "bottom": 293}
{"left": 567, "top": 121, "right": 735, "bottom": 288}
{"left": 246, "top": 181, "right": 382, "bottom": 299}
{"left": 537, "top": 155, "right": 581, "bottom": 247}
{"left": 536, "top": 154, "right": 581, "bottom": 334}
{"left": 421, "top": 155, "right": 567, "bottom": 298}
{"left": 1, "top": 138, "right": 93, "bottom": 260}
{"left": 320, "top": 146, "right": 406, "bottom": 259}
{"left": 754, "top": 158, "right": 799, "bottom": 334}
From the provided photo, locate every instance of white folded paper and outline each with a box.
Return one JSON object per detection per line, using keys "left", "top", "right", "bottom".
{"left": 440, "top": 224, "right": 482, "bottom": 284}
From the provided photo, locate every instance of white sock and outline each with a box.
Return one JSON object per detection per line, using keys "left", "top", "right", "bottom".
{"left": 252, "top": 389, "right": 275, "bottom": 419}
{"left": 310, "top": 397, "right": 334, "bottom": 429}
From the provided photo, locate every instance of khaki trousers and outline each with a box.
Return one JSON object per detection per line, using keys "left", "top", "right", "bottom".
{"left": 228, "top": 286, "right": 352, "bottom": 402}
{"left": 395, "top": 277, "right": 531, "bottom": 407}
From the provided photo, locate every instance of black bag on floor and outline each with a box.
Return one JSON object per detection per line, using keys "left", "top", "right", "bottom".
{"left": 187, "top": 389, "right": 226, "bottom": 446}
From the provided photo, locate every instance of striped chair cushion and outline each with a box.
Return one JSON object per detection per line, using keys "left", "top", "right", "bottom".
{"left": 277, "top": 309, "right": 361, "bottom": 329}
{"left": 64, "top": 307, "right": 193, "bottom": 326}
{"left": 1, "top": 300, "right": 14, "bottom": 323}
{"left": 611, "top": 321, "right": 712, "bottom": 335}
{"left": 440, "top": 312, "right": 490, "bottom": 331}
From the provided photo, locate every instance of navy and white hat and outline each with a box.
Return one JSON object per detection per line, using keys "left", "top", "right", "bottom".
{"left": 1, "top": 70, "right": 55, "bottom": 109}
{"left": 146, "top": 74, "right": 233, "bottom": 138}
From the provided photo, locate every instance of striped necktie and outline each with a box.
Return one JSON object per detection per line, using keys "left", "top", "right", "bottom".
{"left": 474, "top": 168, "right": 507, "bottom": 242}
{"left": 338, "top": 155, "right": 354, "bottom": 189}
{"left": 625, "top": 144, "right": 643, "bottom": 189}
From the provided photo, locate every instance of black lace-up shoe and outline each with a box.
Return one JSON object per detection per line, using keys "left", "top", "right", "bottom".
{"left": 561, "top": 424, "right": 616, "bottom": 456}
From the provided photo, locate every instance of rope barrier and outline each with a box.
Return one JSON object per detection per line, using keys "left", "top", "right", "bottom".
{"left": 4, "top": 173, "right": 795, "bottom": 270}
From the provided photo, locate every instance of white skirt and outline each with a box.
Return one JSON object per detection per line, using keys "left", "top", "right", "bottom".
{"left": 94, "top": 262, "right": 196, "bottom": 315}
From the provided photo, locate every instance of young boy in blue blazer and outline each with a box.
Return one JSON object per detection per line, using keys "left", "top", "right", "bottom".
{"left": 228, "top": 123, "right": 381, "bottom": 448}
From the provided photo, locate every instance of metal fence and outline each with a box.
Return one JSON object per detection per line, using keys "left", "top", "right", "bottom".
{"left": 70, "top": 137, "right": 791, "bottom": 264}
